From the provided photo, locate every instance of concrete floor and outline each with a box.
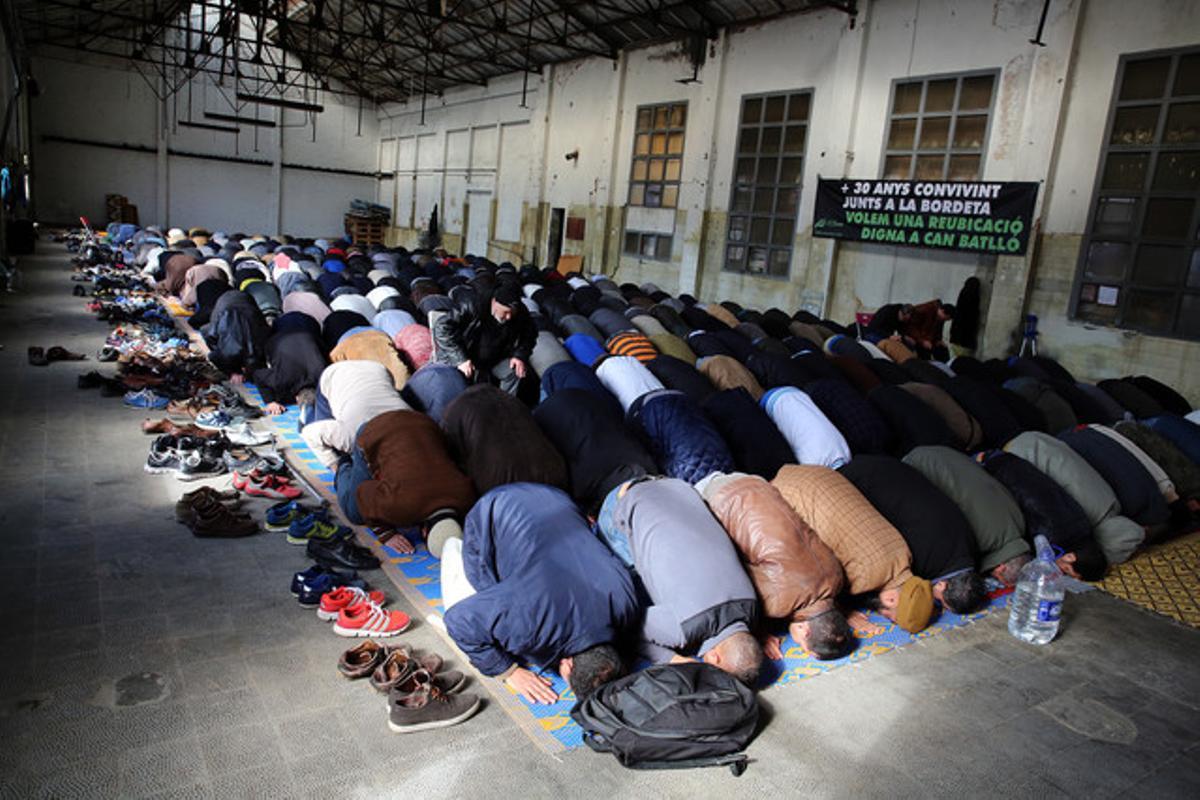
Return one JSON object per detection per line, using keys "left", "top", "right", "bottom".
{"left": 0, "top": 242, "right": 1199, "bottom": 799}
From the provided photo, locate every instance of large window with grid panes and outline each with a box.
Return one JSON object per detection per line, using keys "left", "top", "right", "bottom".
{"left": 628, "top": 102, "right": 686, "bottom": 208}
{"left": 882, "top": 70, "right": 998, "bottom": 181}
{"left": 724, "top": 90, "right": 811, "bottom": 277}
{"left": 1072, "top": 47, "right": 1200, "bottom": 339}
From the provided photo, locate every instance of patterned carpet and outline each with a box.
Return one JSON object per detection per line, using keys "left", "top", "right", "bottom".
{"left": 1098, "top": 530, "right": 1200, "bottom": 629}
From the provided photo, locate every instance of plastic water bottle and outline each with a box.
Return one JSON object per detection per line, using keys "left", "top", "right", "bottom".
{"left": 1007, "top": 535, "right": 1064, "bottom": 645}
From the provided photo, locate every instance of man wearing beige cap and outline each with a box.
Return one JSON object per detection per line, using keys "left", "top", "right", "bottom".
{"left": 771, "top": 464, "right": 934, "bottom": 634}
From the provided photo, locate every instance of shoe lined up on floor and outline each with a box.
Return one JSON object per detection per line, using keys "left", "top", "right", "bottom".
{"left": 388, "top": 670, "right": 481, "bottom": 733}
{"left": 145, "top": 434, "right": 230, "bottom": 480}
{"left": 336, "top": 642, "right": 479, "bottom": 733}
{"left": 175, "top": 486, "right": 258, "bottom": 538}
{"left": 332, "top": 600, "right": 411, "bottom": 638}
{"left": 316, "top": 586, "right": 387, "bottom": 621}
{"left": 307, "top": 535, "right": 380, "bottom": 570}
{"left": 287, "top": 513, "right": 349, "bottom": 546}
{"left": 233, "top": 468, "right": 303, "bottom": 499}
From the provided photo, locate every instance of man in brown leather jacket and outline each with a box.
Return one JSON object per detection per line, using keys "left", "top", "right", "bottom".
{"left": 699, "top": 472, "right": 853, "bottom": 660}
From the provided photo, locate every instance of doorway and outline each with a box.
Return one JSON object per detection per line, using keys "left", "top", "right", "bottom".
{"left": 547, "top": 207, "right": 565, "bottom": 270}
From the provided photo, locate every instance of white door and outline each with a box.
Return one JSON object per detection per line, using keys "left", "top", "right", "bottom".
{"left": 465, "top": 191, "right": 492, "bottom": 257}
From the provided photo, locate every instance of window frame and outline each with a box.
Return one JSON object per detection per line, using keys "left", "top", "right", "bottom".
{"left": 879, "top": 68, "right": 1001, "bottom": 182}
{"left": 627, "top": 101, "right": 688, "bottom": 210}
{"left": 1069, "top": 45, "right": 1200, "bottom": 339}
{"left": 722, "top": 88, "right": 814, "bottom": 279}
{"left": 623, "top": 230, "right": 674, "bottom": 262}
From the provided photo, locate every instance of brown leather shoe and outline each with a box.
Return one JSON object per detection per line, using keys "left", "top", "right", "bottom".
{"left": 339, "top": 641, "right": 408, "bottom": 679}
{"left": 174, "top": 487, "right": 241, "bottom": 523}
{"left": 188, "top": 504, "right": 257, "bottom": 538}
{"left": 369, "top": 649, "right": 416, "bottom": 693}
{"left": 145, "top": 419, "right": 222, "bottom": 438}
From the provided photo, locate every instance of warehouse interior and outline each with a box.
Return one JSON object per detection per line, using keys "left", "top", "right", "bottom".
{"left": 1, "top": 0, "right": 1199, "bottom": 797}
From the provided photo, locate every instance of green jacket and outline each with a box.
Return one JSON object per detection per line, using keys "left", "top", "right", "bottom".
{"left": 902, "top": 446, "right": 1030, "bottom": 572}
{"left": 1004, "top": 432, "right": 1144, "bottom": 565}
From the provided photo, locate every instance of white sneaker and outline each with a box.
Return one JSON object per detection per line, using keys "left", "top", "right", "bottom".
{"left": 225, "top": 424, "right": 273, "bottom": 446}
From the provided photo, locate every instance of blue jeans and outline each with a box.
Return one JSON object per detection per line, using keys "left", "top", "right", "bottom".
{"left": 334, "top": 445, "right": 372, "bottom": 525}
{"left": 595, "top": 484, "right": 635, "bottom": 569}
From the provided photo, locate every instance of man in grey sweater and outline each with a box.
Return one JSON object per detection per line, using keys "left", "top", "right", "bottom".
{"left": 597, "top": 476, "right": 764, "bottom": 687}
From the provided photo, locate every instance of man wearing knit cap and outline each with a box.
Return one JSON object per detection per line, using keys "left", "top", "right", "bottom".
{"left": 771, "top": 465, "right": 934, "bottom": 634}
{"left": 432, "top": 282, "right": 536, "bottom": 395}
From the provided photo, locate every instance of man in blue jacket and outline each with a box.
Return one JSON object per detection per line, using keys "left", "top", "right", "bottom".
{"left": 442, "top": 483, "right": 640, "bottom": 704}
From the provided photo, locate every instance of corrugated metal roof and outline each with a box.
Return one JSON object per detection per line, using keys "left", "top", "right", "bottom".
{"left": 13, "top": 1, "right": 852, "bottom": 103}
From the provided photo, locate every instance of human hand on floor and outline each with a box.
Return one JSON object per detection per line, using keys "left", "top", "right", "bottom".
{"left": 763, "top": 635, "right": 784, "bottom": 661}
{"left": 845, "top": 610, "right": 885, "bottom": 637}
{"left": 509, "top": 357, "right": 527, "bottom": 379}
{"left": 457, "top": 360, "right": 475, "bottom": 379}
{"left": 229, "top": 372, "right": 244, "bottom": 385}
{"left": 505, "top": 667, "right": 558, "bottom": 705}
{"left": 264, "top": 402, "right": 285, "bottom": 415}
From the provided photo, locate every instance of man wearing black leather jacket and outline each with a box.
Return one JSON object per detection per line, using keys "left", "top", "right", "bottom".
{"left": 431, "top": 282, "right": 536, "bottom": 395}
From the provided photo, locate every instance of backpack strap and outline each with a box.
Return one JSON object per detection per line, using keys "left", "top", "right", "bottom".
{"left": 582, "top": 732, "right": 613, "bottom": 754}
{"left": 625, "top": 753, "right": 749, "bottom": 775}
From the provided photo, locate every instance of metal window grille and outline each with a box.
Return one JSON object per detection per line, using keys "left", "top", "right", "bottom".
{"left": 1072, "top": 47, "right": 1200, "bottom": 339}
{"left": 628, "top": 103, "right": 687, "bottom": 209}
{"left": 881, "top": 70, "right": 998, "bottom": 182}
{"left": 724, "top": 90, "right": 812, "bottom": 277}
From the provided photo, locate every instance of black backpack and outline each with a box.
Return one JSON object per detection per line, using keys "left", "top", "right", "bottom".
{"left": 570, "top": 662, "right": 758, "bottom": 774}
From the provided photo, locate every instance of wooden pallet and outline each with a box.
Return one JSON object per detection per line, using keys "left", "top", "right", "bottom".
{"left": 343, "top": 214, "right": 386, "bottom": 245}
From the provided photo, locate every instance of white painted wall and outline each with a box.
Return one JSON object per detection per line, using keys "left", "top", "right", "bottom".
{"left": 31, "top": 49, "right": 377, "bottom": 235}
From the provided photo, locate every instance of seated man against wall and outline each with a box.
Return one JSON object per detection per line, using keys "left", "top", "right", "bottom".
{"left": 1004, "top": 431, "right": 1145, "bottom": 565}
{"left": 699, "top": 472, "right": 853, "bottom": 660}
{"left": 902, "top": 445, "right": 1032, "bottom": 586}
{"left": 431, "top": 282, "right": 536, "bottom": 395}
{"left": 771, "top": 464, "right": 934, "bottom": 634}
{"left": 597, "top": 477, "right": 764, "bottom": 686}
{"left": 839, "top": 455, "right": 989, "bottom": 615}
{"left": 442, "top": 483, "right": 639, "bottom": 704}
{"left": 981, "top": 451, "right": 1109, "bottom": 581}
{"left": 300, "top": 361, "right": 407, "bottom": 469}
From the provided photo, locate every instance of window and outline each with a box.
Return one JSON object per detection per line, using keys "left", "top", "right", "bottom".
{"left": 629, "top": 103, "right": 686, "bottom": 208}
{"left": 1073, "top": 47, "right": 1200, "bottom": 338}
{"left": 724, "top": 90, "right": 811, "bottom": 277}
{"left": 623, "top": 231, "right": 673, "bottom": 261}
{"left": 882, "top": 71, "right": 997, "bottom": 181}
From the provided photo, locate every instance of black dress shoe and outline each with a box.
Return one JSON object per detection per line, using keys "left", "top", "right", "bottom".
{"left": 307, "top": 537, "right": 380, "bottom": 570}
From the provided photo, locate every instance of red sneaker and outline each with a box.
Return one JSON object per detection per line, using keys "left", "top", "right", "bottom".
{"left": 241, "top": 472, "right": 302, "bottom": 500}
{"left": 332, "top": 601, "right": 411, "bottom": 638}
{"left": 316, "top": 586, "right": 387, "bottom": 621}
